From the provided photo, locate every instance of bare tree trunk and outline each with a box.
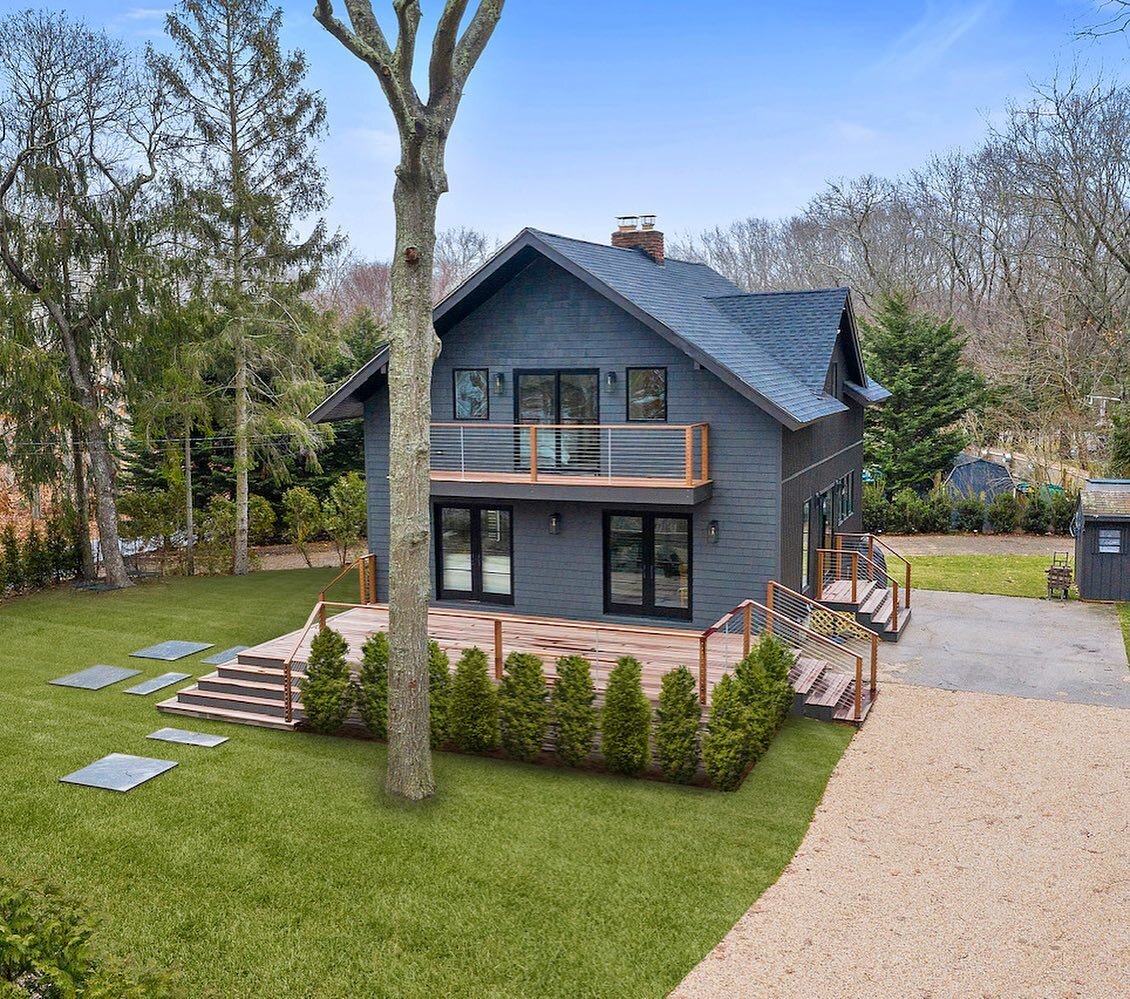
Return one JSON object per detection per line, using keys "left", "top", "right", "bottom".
{"left": 233, "top": 337, "right": 250, "bottom": 575}
{"left": 385, "top": 172, "right": 439, "bottom": 800}
{"left": 69, "top": 419, "right": 95, "bottom": 581}
{"left": 184, "top": 423, "right": 195, "bottom": 576}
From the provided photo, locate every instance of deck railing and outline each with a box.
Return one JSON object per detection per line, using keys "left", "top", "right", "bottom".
{"left": 430, "top": 422, "right": 710, "bottom": 485}
{"left": 815, "top": 547, "right": 903, "bottom": 631}
{"left": 835, "top": 532, "right": 912, "bottom": 610}
{"left": 317, "top": 552, "right": 378, "bottom": 628}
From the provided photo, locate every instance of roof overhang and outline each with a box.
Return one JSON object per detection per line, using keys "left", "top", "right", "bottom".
{"left": 309, "top": 345, "right": 390, "bottom": 423}
{"left": 845, "top": 379, "right": 891, "bottom": 407}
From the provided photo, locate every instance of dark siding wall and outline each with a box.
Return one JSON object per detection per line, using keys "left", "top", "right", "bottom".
{"left": 778, "top": 334, "right": 865, "bottom": 592}
{"left": 1077, "top": 517, "right": 1130, "bottom": 600}
{"left": 363, "top": 380, "right": 391, "bottom": 597}
{"left": 362, "top": 255, "right": 784, "bottom": 629}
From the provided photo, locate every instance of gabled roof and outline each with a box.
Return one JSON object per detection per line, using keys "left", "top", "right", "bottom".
{"left": 1081, "top": 479, "right": 1130, "bottom": 519}
{"left": 313, "top": 227, "right": 890, "bottom": 428}
{"left": 309, "top": 345, "right": 389, "bottom": 423}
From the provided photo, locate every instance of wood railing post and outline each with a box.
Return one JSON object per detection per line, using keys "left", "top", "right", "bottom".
{"left": 684, "top": 427, "right": 694, "bottom": 486}
{"left": 358, "top": 559, "right": 366, "bottom": 604}
{"left": 317, "top": 593, "right": 326, "bottom": 629}
{"left": 743, "top": 601, "right": 753, "bottom": 654}
{"left": 854, "top": 654, "right": 863, "bottom": 722}
{"left": 529, "top": 426, "right": 538, "bottom": 482}
{"left": 370, "top": 556, "right": 378, "bottom": 604}
{"left": 891, "top": 582, "right": 899, "bottom": 632}
{"left": 905, "top": 562, "right": 911, "bottom": 609}
{"left": 494, "top": 619, "right": 503, "bottom": 680}
{"left": 851, "top": 552, "right": 858, "bottom": 603}
{"left": 698, "top": 634, "right": 708, "bottom": 704}
{"left": 870, "top": 634, "right": 878, "bottom": 698}
{"left": 868, "top": 533, "right": 875, "bottom": 565}
{"left": 700, "top": 424, "right": 709, "bottom": 482}
{"left": 816, "top": 551, "right": 824, "bottom": 600}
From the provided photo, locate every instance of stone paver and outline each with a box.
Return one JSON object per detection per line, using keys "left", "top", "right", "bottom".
{"left": 674, "top": 684, "right": 1130, "bottom": 999}
{"left": 883, "top": 590, "right": 1130, "bottom": 708}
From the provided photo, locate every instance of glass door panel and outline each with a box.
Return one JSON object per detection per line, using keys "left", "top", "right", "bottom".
{"left": 516, "top": 372, "right": 557, "bottom": 470}
{"left": 653, "top": 517, "right": 690, "bottom": 611}
{"left": 479, "top": 508, "right": 512, "bottom": 596}
{"left": 516, "top": 370, "right": 599, "bottom": 474}
{"left": 559, "top": 371, "right": 599, "bottom": 472}
{"left": 440, "top": 507, "right": 473, "bottom": 595}
{"left": 607, "top": 515, "right": 645, "bottom": 607}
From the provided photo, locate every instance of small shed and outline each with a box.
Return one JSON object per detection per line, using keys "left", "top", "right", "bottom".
{"left": 1075, "top": 479, "right": 1130, "bottom": 600}
{"left": 945, "top": 452, "right": 1015, "bottom": 501}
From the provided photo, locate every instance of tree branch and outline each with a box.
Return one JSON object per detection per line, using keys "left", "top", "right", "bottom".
{"left": 428, "top": 0, "right": 469, "bottom": 104}
{"left": 448, "top": 1, "right": 504, "bottom": 106}
{"left": 392, "top": 0, "right": 420, "bottom": 87}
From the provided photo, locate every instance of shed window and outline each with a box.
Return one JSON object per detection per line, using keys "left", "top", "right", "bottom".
{"left": 1098, "top": 528, "right": 1122, "bottom": 554}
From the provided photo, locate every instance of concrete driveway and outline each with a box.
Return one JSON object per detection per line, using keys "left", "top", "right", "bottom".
{"left": 882, "top": 589, "right": 1130, "bottom": 708}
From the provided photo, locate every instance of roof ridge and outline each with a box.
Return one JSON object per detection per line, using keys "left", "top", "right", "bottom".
{"left": 707, "top": 287, "right": 850, "bottom": 300}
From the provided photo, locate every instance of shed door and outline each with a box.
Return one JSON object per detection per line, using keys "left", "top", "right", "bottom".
{"left": 1093, "top": 523, "right": 1126, "bottom": 599}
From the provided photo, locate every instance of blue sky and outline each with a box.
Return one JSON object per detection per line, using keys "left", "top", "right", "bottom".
{"left": 18, "top": 1, "right": 1130, "bottom": 257}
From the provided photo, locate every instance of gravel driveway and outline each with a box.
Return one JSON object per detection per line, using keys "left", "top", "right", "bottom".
{"left": 673, "top": 683, "right": 1130, "bottom": 998}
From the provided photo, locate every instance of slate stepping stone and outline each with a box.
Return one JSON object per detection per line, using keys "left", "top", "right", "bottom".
{"left": 124, "top": 673, "right": 192, "bottom": 696}
{"left": 50, "top": 666, "right": 141, "bottom": 690}
{"left": 201, "top": 646, "right": 249, "bottom": 665}
{"left": 130, "top": 640, "right": 213, "bottom": 661}
{"left": 60, "top": 753, "right": 177, "bottom": 792}
{"left": 147, "top": 727, "right": 228, "bottom": 748}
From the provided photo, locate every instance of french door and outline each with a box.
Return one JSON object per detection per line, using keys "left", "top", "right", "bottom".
{"left": 604, "top": 512, "right": 692, "bottom": 620}
{"left": 515, "top": 369, "right": 599, "bottom": 473}
{"left": 435, "top": 504, "right": 513, "bottom": 604}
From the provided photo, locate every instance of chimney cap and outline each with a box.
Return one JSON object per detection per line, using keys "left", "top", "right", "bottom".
{"left": 640, "top": 214, "right": 656, "bottom": 230}
{"left": 616, "top": 215, "right": 639, "bottom": 231}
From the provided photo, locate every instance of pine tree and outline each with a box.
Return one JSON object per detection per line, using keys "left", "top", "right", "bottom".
{"left": 702, "top": 675, "right": 753, "bottom": 792}
{"left": 862, "top": 293, "right": 984, "bottom": 492}
{"left": 300, "top": 627, "right": 354, "bottom": 734}
{"left": 23, "top": 526, "right": 51, "bottom": 590}
{"left": 449, "top": 647, "right": 499, "bottom": 753}
{"left": 427, "top": 642, "right": 452, "bottom": 749}
{"left": 159, "top": 0, "right": 338, "bottom": 577}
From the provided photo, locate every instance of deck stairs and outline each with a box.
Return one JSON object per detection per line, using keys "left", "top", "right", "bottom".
{"left": 157, "top": 653, "right": 306, "bottom": 731}
{"left": 815, "top": 533, "right": 913, "bottom": 642}
{"left": 787, "top": 655, "right": 876, "bottom": 723}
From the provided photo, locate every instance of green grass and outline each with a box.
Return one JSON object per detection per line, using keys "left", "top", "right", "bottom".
{"left": 910, "top": 554, "right": 1052, "bottom": 598}
{"left": 0, "top": 570, "right": 852, "bottom": 998}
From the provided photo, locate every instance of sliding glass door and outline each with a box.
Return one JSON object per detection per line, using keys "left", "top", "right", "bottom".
{"left": 516, "top": 369, "right": 599, "bottom": 473}
{"left": 604, "top": 512, "right": 692, "bottom": 619}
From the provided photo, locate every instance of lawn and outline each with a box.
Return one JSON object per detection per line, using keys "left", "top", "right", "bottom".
{"left": 909, "top": 554, "right": 1051, "bottom": 599}
{"left": 0, "top": 569, "right": 852, "bottom": 999}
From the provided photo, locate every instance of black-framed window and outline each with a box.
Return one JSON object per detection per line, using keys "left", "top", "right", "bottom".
{"left": 827, "top": 361, "right": 841, "bottom": 399}
{"left": 603, "top": 511, "right": 691, "bottom": 619}
{"left": 435, "top": 503, "right": 513, "bottom": 603}
{"left": 453, "top": 368, "right": 489, "bottom": 420}
{"left": 1098, "top": 527, "right": 1122, "bottom": 554}
{"left": 626, "top": 367, "right": 667, "bottom": 421}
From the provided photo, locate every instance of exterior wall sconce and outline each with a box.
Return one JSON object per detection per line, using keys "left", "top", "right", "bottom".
{"left": 707, "top": 520, "right": 720, "bottom": 543}
{"left": 493, "top": 371, "right": 505, "bottom": 394}
{"left": 549, "top": 512, "right": 562, "bottom": 535}
{"left": 605, "top": 370, "right": 617, "bottom": 389}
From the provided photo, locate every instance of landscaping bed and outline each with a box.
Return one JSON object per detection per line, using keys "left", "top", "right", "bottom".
{"left": 0, "top": 569, "right": 852, "bottom": 998}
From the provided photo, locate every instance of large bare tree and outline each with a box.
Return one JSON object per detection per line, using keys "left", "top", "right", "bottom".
{"left": 313, "top": 1, "right": 504, "bottom": 801}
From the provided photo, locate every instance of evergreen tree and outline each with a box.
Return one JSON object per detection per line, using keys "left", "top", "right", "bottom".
{"left": 23, "top": 526, "right": 52, "bottom": 590}
{"left": 356, "top": 632, "right": 389, "bottom": 739}
{"left": 551, "top": 655, "right": 598, "bottom": 768}
{"left": 655, "top": 666, "right": 701, "bottom": 784}
{"left": 427, "top": 641, "right": 452, "bottom": 749}
{"left": 300, "top": 627, "right": 354, "bottom": 734}
{"left": 498, "top": 652, "right": 549, "bottom": 762}
{"left": 600, "top": 657, "right": 652, "bottom": 777}
{"left": 862, "top": 293, "right": 983, "bottom": 492}
{"left": 448, "top": 647, "right": 499, "bottom": 753}
{"left": 159, "top": 0, "right": 339, "bottom": 576}
{"left": 701, "top": 675, "right": 752, "bottom": 792}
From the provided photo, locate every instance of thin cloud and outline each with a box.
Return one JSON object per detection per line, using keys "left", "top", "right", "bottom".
{"left": 869, "top": 2, "right": 992, "bottom": 80}
{"left": 121, "top": 7, "right": 170, "bottom": 20}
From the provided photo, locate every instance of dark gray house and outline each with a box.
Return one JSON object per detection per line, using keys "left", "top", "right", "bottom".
{"left": 311, "top": 221, "right": 890, "bottom": 632}
{"left": 1075, "top": 479, "right": 1130, "bottom": 600}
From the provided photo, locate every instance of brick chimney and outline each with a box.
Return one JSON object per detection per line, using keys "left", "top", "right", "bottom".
{"left": 611, "top": 214, "right": 664, "bottom": 264}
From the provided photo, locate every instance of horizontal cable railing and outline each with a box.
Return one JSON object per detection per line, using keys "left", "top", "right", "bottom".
{"left": 816, "top": 547, "right": 902, "bottom": 630}
{"left": 430, "top": 422, "right": 709, "bottom": 485}
{"left": 835, "top": 532, "right": 912, "bottom": 609}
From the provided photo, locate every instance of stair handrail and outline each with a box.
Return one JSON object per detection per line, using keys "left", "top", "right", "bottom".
{"left": 282, "top": 600, "right": 326, "bottom": 724}
{"left": 836, "top": 532, "right": 912, "bottom": 610}
{"left": 701, "top": 597, "right": 866, "bottom": 721}
{"left": 318, "top": 552, "right": 378, "bottom": 627}
{"left": 767, "top": 580, "right": 878, "bottom": 705}
{"left": 815, "top": 547, "right": 904, "bottom": 632}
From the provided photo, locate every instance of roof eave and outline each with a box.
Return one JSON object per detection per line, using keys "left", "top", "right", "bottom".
{"left": 308, "top": 345, "right": 390, "bottom": 424}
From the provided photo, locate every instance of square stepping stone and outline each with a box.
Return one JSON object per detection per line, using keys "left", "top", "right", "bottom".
{"left": 50, "top": 665, "right": 141, "bottom": 690}
{"left": 129, "top": 640, "right": 213, "bottom": 661}
{"left": 201, "top": 646, "right": 249, "bottom": 665}
{"left": 147, "top": 727, "right": 228, "bottom": 748}
{"left": 123, "top": 672, "right": 192, "bottom": 696}
{"left": 60, "top": 753, "right": 177, "bottom": 792}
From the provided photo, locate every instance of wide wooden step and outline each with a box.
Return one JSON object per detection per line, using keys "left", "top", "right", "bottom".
{"left": 173, "top": 685, "right": 305, "bottom": 720}
{"left": 805, "top": 669, "right": 852, "bottom": 710}
{"left": 790, "top": 657, "right": 829, "bottom": 695}
{"left": 197, "top": 673, "right": 290, "bottom": 701}
{"left": 155, "top": 694, "right": 300, "bottom": 731}
{"left": 832, "top": 684, "right": 877, "bottom": 724}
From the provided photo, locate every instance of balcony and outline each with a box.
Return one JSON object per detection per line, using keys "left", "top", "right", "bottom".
{"left": 429, "top": 423, "right": 712, "bottom": 504}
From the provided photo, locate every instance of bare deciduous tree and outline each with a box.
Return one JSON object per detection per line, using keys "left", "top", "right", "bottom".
{"left": 314, "top": 0, "right": 504, "bottom": 801}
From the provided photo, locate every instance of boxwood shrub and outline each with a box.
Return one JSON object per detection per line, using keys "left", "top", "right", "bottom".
{"left": 428, "top": 640, "right": 452, "bottom": 748}
{"left": 551, "top": 654, "right": 597, "bottom": 767}
{"left": 600, "top": 656, "right": 652, "bottom": 776}
{"left": 498, "top": 652, "right": 549, "bottom": 762}
{"left": 300, "top": 626, "right": 355, "bottom": 734}
{"left": 655, "top": 665, "right": 701, "bottom": 784}
{"left": 356, "top": 632, "right": 389, "bottom": 739}
{"left": 449, "top": 646, "right": 500, "bottom": 752}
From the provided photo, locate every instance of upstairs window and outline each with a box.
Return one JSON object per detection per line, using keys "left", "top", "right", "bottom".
{"left": 1098, "top": 528, "right": 1122, "bottom": 554}
{"left": 627, "top": 367, "right": 667, "bottom": 421}
{"left": 453, "top": 368, "right": 489, "bottom": 420}
{"left": 827, "top": 361, "right": 841, "bottom": 399}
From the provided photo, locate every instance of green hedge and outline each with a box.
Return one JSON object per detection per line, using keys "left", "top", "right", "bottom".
{"left": 356, "top": 632, "right": 389, "bottom": 739}
{"left": 300, "top": 627, "right": 354, "bottom": 734}
{"left": 449, "top": 647, "right": 500, "bottom": 753}
{"left": 498, "top": 652, "right": 550, "bottom": 762}
{"left": 551, "top": 655, "right": 597, "bottom": 767}
{"left": 600, "top": 657, "right": 652, "bottom": 776}
{"left": 655, "top": 666, "right": 700, "bottom": 784}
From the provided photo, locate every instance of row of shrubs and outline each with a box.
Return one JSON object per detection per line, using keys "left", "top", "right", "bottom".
{"left": 863, "top": 482, "right": 1077, "bottom": 536}
{"left": 300, "top": 628, "right": 796, "bottom": 792}
{"left": 0, "top": 519, "right": 80, "bottom": 599}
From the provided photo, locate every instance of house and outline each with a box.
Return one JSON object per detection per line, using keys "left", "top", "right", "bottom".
{"left": 310, "top": 219, "right": 891, "bottom": 630}
{"left": 1075, "top": 479, "right": 1130, "bottom": 600}
{"left": 945, "top": 452, "right": 1015, "bottom": 502}
{"left": 159, "top": 219, "right": 904, "bottom": 731}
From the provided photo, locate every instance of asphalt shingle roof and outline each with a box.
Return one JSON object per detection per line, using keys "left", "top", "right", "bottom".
{"left": 1081, "top": 480, "right": 1130, "bottom": 518}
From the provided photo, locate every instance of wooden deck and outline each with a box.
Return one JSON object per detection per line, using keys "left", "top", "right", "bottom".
{"left": 241, "top": 604, "right": 746, "bottom": 702}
